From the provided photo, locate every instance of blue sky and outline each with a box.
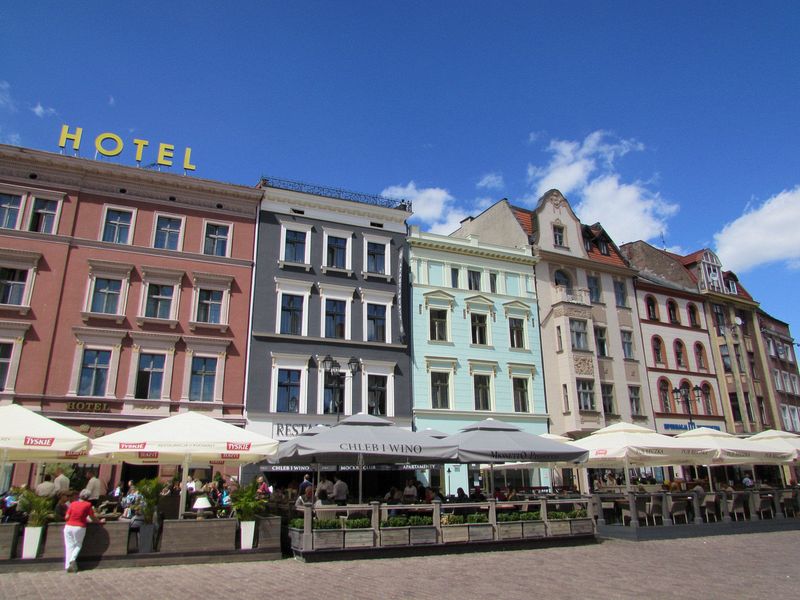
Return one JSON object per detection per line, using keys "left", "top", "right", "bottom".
{"left": 2, "top": 2, "right": 799, "bottom": 331}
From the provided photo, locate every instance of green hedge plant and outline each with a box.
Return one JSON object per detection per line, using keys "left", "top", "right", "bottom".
{"left": 497, "top": 512, "right": 520, "bottom": 522}
{"left": 407, "top": 515, "right": 433, "bottom": 526}
{"left": 345, "top": 517, "right": 371, "bottom": 529}
{"left": 466, "top": 513, "right": 488, "bottom": 524}
{"left": 441, "top": 514, "right": 464, "bottom": 525}
{"left": 313, "top": 518, "right": 341, "bottom": 530}
{"left": 289, "top": 518, "right": 304, "bottom": 529}
{"left": 518, "top": 511, "right": 541, "bottom": 521}
{"left": 380, "top": 515, "right": 409, "bottom": 528}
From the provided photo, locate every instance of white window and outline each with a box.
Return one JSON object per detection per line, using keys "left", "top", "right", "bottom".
{"left": 82, "top": 259, "right": 133, "bottom": 323}
{"left": 28, "top": 196, "right": 62, "bottom": 234}
{"left": 362, "top": 360, "right": 395, "bottom": 417}
{"left": 363, "top": 234, "right": 391, "bottom": 278}
{"left": 430, "top": 370, "right": 451, "bottom": 409}
{"left": 0, "top": 192, "right": 22, "bottom": 229}
{"left": 322, "top": 227, "right": 352, "bottom": 273}
{"left": 509, "top": 317, "right": 526, "bottom": 349}
{"left": 270, "top": 353, "right": 309, "bottom": 414}
{"left": 621, "top": 330, "right": 634, "bottom": 359}
{"left": 467, "top": 270, "right": 482, "bottom": 291}
{"left": 189, "top": 272, "right": 233, "bottom": 332}
{"left": 577, "top": 379, "right": 595, "bottom": 411}
{"left": 0, "top": 320, "right": 30, "bottom": 394}
{"left": 473, "top": 373, "right": 493, "bottom": 411}
{"left": 315, "top": 356, "right": 354, "bottom": 416}
{"left": 553, "top": 224, "right": 565, "bottom": 247}
{"left": 0, "top": 248, "right": 41, "bottom": 315}
{"left": 781, "top": 405, "right": 792, "bottom": 431}
{"left": 361, "top": 288, "right": 394, "bottom": 343}
{"left": 774, "top": 369, "right": 783, "bottom": 391}
{"left": 629, "top": 386, "right": 642, "bottom": 415}
{"left": 429, "top": 308, "right": 449, "bottom": 342}
{"left": 792, "top": 375, "right": 800, "bottom": 395}
{"left": 595, "top": 326, "right": 608, "bottom": 357}
{"left": 275, "top": 278, "right": 313, "bottom": 336}
{"left": 202, "top": 220, "right": 232, "bottom": 258}
{"left": 137, "top": 266, "right": 184, "bottom": 328}
{"left": 471, "top": 312, "right": 490, "bottom": 345}
{"left": 319, "top": 283, "right": 354, "bottom": 341}
{"left": 101, "top": 205, "right": 136, "bottom": 245}
{"left": 68, "top": 328, "right": 125, "bottom": 398}
{"left": 613, "top": 280, "right": 627, "bottom": 307}
{"left": 180, "top": 336, "right": 229, "bottom": 404}
{"left": 152, "top": 213, "right": 185, "bottom": 251}
{"left": 570, "top": 319, "right": 588, "bottom": 350}
{"left": 124, "top": 333, "right": 178, "bottom": 401}
{"left": 279, "top": 221, "right": 312, "bottom": 267}
{"left": 784, "top": 372, "right": 793, "bottom": 393}
{"left": 512, "top": 376, "right": 530, "bottom": 413}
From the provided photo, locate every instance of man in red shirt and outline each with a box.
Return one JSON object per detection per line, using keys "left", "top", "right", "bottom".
{"left": 63, "top": 489, "right": 104, "bottom": 572}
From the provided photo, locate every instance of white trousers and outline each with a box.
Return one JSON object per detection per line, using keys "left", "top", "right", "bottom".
{"left": 63, "top": 525, "right": 86, "bottom": 569}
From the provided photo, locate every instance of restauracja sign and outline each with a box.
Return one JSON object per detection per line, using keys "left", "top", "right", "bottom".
{"left": 58, "top": 124, "right": 196, "bottom": 171}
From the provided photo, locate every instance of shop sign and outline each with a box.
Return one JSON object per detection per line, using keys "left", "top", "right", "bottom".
{"left": 663, "top": 423, "right": 720, "bottom": 431}
{"left": 66, "top": 401, "right": 110, "bottom": 413}
{"left": 58, "top": 124, "right": 196, "bottom": 171}
{"left": 272, "top": 422, "right": 322, "bottom": 439}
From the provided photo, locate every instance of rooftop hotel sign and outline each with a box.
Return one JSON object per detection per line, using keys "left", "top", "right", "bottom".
{"left": 58, "top": 124, "right": 196, "bottom": 171}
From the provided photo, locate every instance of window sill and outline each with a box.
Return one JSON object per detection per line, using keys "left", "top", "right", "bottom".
{"left": 0, "top": 303, "right": 30, "bottom": 316}
{"left": 278, "top": 260, "right": 312, "bottom": 272}
{"left": 571, "top": 348, "right": 593, "bottom": 354}
{"left": 509, "top": 347, "right": 531, "bottom": 353}
{"left": 362, "top": 272, "right": 392, "bottom": 282}
{"left": 189, "top": 320, "right": 229, "bottom": 333}
{"left": 136, "top": 316, "right": 179, "bottom": 329}
{"left": 631, "top": 414, "right": 648, "bottom": 421}
{"left": 81, "top": 311, "right": 125, "bottom": 324}
{"left": 623, "top": 357, "right": 638, "bottom": 363}
{"left": 470, "top": 344, "right": 495, "bottom": 350}
{"left": 429, "top": 340, "right": 454, "bottom": 346}
{"left": 616, "top": 305, "right": 632, "bottom": 311}
{"left": 321, "top": 266, "right": 353, "bottom": 276}
{"left": 579, "top": 409, "right": 600, "bottom": 415}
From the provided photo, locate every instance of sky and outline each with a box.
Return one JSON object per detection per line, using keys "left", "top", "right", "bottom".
{"left": 2, "top": 2, "right": 800, "bottom": 332}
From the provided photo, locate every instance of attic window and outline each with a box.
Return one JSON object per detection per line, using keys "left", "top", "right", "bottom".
{"left": 728, "top": 280, "right": 737, "bottom": 294}
{"left": 370, "top": 222, "right": 384, "bottom": 229}
{"left": 291, "top": 208, "right": 305, "bottom": 215}
{"left": 598, "top": 240, "right": 609, "bottom": 255}
{"left": 584, "top": 239, "right": 592, "bottom": 252}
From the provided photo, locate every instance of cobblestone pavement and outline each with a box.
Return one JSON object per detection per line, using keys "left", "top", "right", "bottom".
{"left": 2, "top": 532, "right": 799, "bottom": 600}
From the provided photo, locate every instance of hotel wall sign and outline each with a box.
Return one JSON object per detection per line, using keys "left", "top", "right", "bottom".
{"left": 66, "top": 401, "right": 111, "bottom": 413}
{"left": 58, "top": 124, "right": 196, "bottom": 171}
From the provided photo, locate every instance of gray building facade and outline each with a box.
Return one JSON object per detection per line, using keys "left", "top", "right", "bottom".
{"left": 244, "top": 180, "right": 413, "bottom": 457}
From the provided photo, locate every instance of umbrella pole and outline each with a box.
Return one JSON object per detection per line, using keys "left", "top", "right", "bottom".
{"left": 178, "top": 456, "right": 190, "bottom": 519}
{"left": 0, "top": 448, "right": 7, "bottom": 493}
{"left": 624, "top": 458, "right": 632, "bottom": 492}
{"left": 358, "top": 454, "right": 363, "bottom": 505}
{"left": 490, "top": 464, "right": 495, "bottom": 495}
{"left": 708, "top": 468, "right": 715, "bottom": 492}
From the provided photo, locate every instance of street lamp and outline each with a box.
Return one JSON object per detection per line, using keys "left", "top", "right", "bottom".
{"left": 673, "top": 385, "right": 702, "bottom": 430}
{"left": 447, "top": 467, "right": 452, "bottom": 495}
{"left": 321, "top": 354, "right": 343, "bottom": 421}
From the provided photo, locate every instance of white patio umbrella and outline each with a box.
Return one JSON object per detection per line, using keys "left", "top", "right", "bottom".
{"left": 746, "top": 429, "right": 800, "bottom": 460}
{"left": 276, "top": 413, "right": 459, "bottom": 503}
{"left": 0, "top": 404, "right": 91, "bottom": 488}
{"left": 90, "top": 411, "right": 279, "bottom": 517}
{"left": 539, "top": 432, "right": 572, "bottom": 490}
{"left": 568, "top": 421, "right": 718, "bottom": 490}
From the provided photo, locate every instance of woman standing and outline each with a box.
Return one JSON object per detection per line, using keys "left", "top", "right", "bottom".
{"left": 63, "top": 489, "right": 104, "bottom": 573}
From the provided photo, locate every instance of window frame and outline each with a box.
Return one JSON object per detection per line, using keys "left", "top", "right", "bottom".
{"left": 613, "top": 280, "right": 628, "bottom": 308}
{"left": 68, "top": 328, "right": 125, "bottom": 398}
{"left": 279, "top": 221, "right": 313, "bottom": 267}
{"left": 577, "top": 379, "right": 595, "bottom": 411}
{"left": 361, "top": 359, "right": 396, "bottom": 417}
{"left": 512, "top": 376, "right": 531, "bottom": 413}
{"left": 189, "top": 271, "right": 233, "bottom": 332}
{"left": 274, "top": 278, "right": 313, "bottom": 337}
{"left": 322, "top": 227, "right": 353, "bottom": 273}
{"left": 361, "top": 288, "right": 394, "bottom": 344}
{"left": 137, "top": 266, "right": 184, "bottom": 328}
{"left": 621, "top": 330, "right": 634, "bottom": 360}
{"left": 0, "top": 320, "right": 30, "bottom": 394}
{"left": 180, "top": 336, "right": 229, "bottom": 404}
{"left": 27, "top": 195, "right": 63, "bottom": 235}
{"left": 100, "top": 205, "right": 137, "bottom": 245}
{"left": 472, "top": 372, "right": 494, "bottom": 411}
{"left": 0, "top": 248, "right": 41, "bottom": 315}
{"left": 318, "top": 283, "right": 354, "bottom": 341}
{"left": 270, "top": 353, "right": 309, "bottom": 414}
{"left": 151, "top": 212, "right": 186, "bottom": 252}
{"left": 595, "top": 326, "right": 608, "bottom": 357}
{"left": 82, "top": 259, "right": 133, "bottom": 324}
{"left": 645, "top": 295, "right": 659, "bottom": 321}
{"left": 201, "top": 219, "right": 233, "bottom": 258}
{"left": 601, "top": 383, "right": 615, "bottom": 414}
{"left": 587, "top": 275, "right": 601, "bottom": 304}
{"left": 363, "top": 234, "right": 392, "bottom": 279}
{"left": 124, "top": 332, "right": 179, "bottom": 402}
{"left": 429, "top": 307, "right": 450, "bottom": 342}
{"left": 629, "top": 385, "right": 642, "bottom": 416}
{"left": 667, "top": 299, "right": 680, "bottom": 324}
{"left": 570, "top": 318, "right": 589, "bottom": 351}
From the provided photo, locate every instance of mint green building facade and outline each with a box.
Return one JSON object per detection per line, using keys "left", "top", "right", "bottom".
{"left": 408, "top": 227, "right": 548, "bottom": 494}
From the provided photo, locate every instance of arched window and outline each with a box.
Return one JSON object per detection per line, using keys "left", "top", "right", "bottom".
{"left": 658, "top": 378, "right": 672, "bottom": 413}
{"left": 667, "top": 299, "right": 680, "bottom": 324}
{"left": 645, "top": 296, "right": 659, "bottom": 321}
{"left": 674, "top": 340, "right": 686, "bottom": 368}
{"left": 554, "top": 269, "right": 572, "bottom": 293}
{"left": 701, "top": 382, "right": 714, "bottom": 415}
{"left": 652, "top": 336, "right": 665, "bottom": 365}
{"left": 687, "top": 303, "right": 700, "bottom": 328}
{"left": 678, "top": 380, "right": 694, "bottom": 415}
{"left": 694, "top": 342, "right": 707, "bottom": 370}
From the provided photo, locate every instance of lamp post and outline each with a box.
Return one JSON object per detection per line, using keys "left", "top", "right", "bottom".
{"left": 447, "top": 467, "right": 452, "bottom": 495}
{"left": 673, "top": 385, "right": 702, "bottom": 431}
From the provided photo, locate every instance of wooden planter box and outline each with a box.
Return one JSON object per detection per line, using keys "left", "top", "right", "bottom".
{"left": 312, "top": 529, "right": 343, "bottom": 550}
{"left": 344, "top": 528, "right": 375, "bottom": 549}
{"left": 570, "top": 518, "right": 594, "bottom": 536}
{"left": 546, "top": 520, "right": 571, "bottom": 537}
{"left": 380, "top": 527, "right": 410, "bottom": 546}
{"left": 468, "top": 523, "right": 494, "bottom": 542}
{"left": 41, "top": 522, "right": 130, "bottom": 559}
{"left": 288, "top": 527, "right": 304, "bottom": 550}
{"left": 255, "top": 515, "right": 281, "bottom": 551}
{"left": 522, "top": 521, "right": 546, "bottom": 538}
{"left": 497, "top": 522, "right": 523, "bottom": 540}
{"left": 0, "top": 523, "right": 20, "bottom": 560}
{"left": 409, "top": 526, "right": 437, "bottom": 545}
{"left": 441, "top": 525, "right": 469, "bottom": 543}
{"left": 159, "top": 519, "right": 237, "bottom": 553}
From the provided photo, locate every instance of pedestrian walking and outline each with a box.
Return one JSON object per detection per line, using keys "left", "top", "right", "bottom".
{"left": 63, "top": 489, "right": 104, "bottom": 573}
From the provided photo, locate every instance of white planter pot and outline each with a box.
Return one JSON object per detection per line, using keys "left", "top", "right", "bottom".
{"left": 22, "top": 526, "right": 44, "bottom": 559}
{"left": 239, "top": 521, "right": 256, "bottom": 550}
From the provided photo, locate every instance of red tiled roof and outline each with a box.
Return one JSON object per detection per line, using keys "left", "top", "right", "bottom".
{"left": 584, "top": 224, "right": 629, "bottom": 268}
{"left": 677, "top": 249, "right": 705, "bottom": 267}
{"left": 724, "top": 271, "right": 754, "bottom": 300}
{"left": 510, "top": 205, "right": 534, "bottom": 237}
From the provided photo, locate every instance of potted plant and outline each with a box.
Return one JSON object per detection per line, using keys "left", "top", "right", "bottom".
{"left": 230, "top": 480, "right": 266, "bottom": 550}
{"left": 379, "top": 515, "right": 410, "bottom": 546}
{"left": 440, "top": 513, "right": 468, "bottom": 543}
{"left": 466, "top": 512, "right": 493, "bottom": 541}
{"left": 288, "top": 517, "right": 305, "bottom": 550}
{"left": 518, "top": 510, "right": 545, "bottom": 538}
{"left": 567, "top": 508, "right": 594, "bottom": 535}
{"left": 312, "top": 518, "right": 343, "bottom": 550}
{"left": 133, "top": 477, "right": 165, "bottom": 553}
{"left": 343, "top": 516, "right": 374, "bottom": 548}
{"left": 545, "top": 510, "right": 571, "bottom": 537}
{"left": 16, "top": 489, "right": 54, "bottom": 559}
{"left": 407, "top": 514, "right": 436, "bottom": 545}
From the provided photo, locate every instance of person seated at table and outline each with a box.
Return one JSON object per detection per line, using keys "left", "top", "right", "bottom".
{"left": 256, "top": 475, "right": 270, "bottom": 499}
{"left": 470, "top": 487, "right": 486, "bottom": 501}
{"left": 742, "top": 472, "right": 754, "bottom": 488}
{"left": 691, "top": 482, "right": 706, "bottom": 502}
{"left": 493, "top": 489, "right": 507, "bottom": 501}
{"left": 506, "top": 487, "right": 518, "bottom": 501}
{"left": 592, "top": 476, "right": 604, "bottom": 492}
{"left": 402, "top": 479, "right": 418, "bottom": 503}
{"left": 384, "top": 487, "right": 402, "bottom": 504}
{"left": 295, "top": 485, "right": 314, "bottom": 509}
{"left": 455, "top": 487, "right": 469, "bottom": 502}
{"left": 431, "top": 487, "right": 445, "bottom": 502}
{"left": 604, "top": 471, "right": 617, "bottom": 486}
{"left": 120, "top": 485, "right": 141, "bottom": 519}
{"left": 314, "top": 489, "right": 335, "bottom": 507}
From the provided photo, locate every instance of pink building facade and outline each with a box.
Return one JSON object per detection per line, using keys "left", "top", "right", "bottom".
{"left": 0, "top": 144, "right": 260, "bottom": 488}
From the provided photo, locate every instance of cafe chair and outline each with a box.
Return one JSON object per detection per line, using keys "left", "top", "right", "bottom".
{"left": 669, "top": 499, "right": 689, "bottom": 524}
{"left": 729, "top": 493, "right": 747, "bottom": 521}
{"left": 703, "top": 497, "right": 719, "bottom": 523}
{"left": 645, "top": 495, "right": 663, "bottom": 526}
{"left": 779, "top": 491, "right": 796, "bottom": 517}
{"left": 756, "top": 496, "right": 774, "bottom": 520}
{"left": 621, "top": 496, "right": 648, "bottom": 526}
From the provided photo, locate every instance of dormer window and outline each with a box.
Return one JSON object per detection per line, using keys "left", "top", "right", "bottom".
{"left": 553, "top": 225, "right": 565, "bottom": 247}
{"left": 598, "top": 240, "right": 609, "bottom": 255}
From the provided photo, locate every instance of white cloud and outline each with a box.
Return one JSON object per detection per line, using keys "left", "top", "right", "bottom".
{"left": 108, "top": 95, "right": 116, "bottom": 107}
{"left": 476, "top": 172, "right": 504, "bottom": 190}
{"left": 527, "top": 130, "right": 544, "bottom": 144}
{"left": 525, "top": 130, "right": 675, "bottom": 244}
{"left": 382, "top": 181, "right": 469, "bottom": 235}
{"left": 0, "top": 81, "right": 15, "bottom": 111}
{"left": 31, "top": 102, "right": 56, "bottom": 118}
{"left": 0, "top": 127, "right": 21, "bottom": 145}
{"left": 714, "top": 186, "right": 800, "bottom": 273}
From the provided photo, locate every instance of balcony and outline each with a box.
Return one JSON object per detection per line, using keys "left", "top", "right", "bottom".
{"left": 553, "top": 286, "right": 590, "bottom": 307}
